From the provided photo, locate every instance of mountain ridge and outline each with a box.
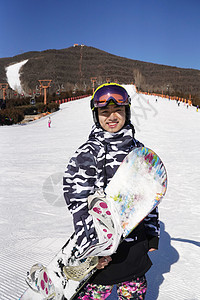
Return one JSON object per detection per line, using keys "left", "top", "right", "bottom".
{"left": 1, "top": 45, "right": 200, "bottom": 105}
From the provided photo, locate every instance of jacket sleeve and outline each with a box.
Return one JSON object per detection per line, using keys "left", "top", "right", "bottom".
{"left": 144, "top": 207, "right": 160, "bottom": 250}
{"left": 63, "top": 144, "right": 98, "bottom": 254}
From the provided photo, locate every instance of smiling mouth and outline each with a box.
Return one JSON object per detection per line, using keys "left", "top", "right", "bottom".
{"left": 107, "top": 122, "right": 118, "bottom": 127}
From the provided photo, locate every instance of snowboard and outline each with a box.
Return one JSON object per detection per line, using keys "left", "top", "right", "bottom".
{"left": 19, "top": 147, "right": 167, "bottom": 300}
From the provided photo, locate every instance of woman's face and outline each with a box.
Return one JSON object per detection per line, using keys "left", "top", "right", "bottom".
{"left": 98, "top": 104, "right": 126, "bottom": 133}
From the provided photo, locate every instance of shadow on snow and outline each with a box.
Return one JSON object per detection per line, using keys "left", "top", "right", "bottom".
{"left": 145, "top": 221, "right": 179, "bottom": 300}
{"left": 101, "top": 221, "right": 199, "bottom": 299}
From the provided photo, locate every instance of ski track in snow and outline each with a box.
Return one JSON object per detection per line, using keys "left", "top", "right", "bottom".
{"left": 0, "top": 86, "right": 200, "bottom": 299}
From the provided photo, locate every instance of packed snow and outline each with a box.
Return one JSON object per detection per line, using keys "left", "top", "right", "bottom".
{"left": 6, "top": 60, "right": 28, "bottom": 94}
{"left": 0, "top": 85, "right": 200, "bottom": 299}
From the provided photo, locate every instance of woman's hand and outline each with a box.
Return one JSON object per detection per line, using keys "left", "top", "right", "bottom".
{"left": 149, "top": 248, "right": 157, "bottom": 252}
{"left": 96, "top": 256, "right": 112, "bottom": 269}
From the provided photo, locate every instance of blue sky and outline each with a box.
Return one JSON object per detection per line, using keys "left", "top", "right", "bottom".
{"left": 1, "top": 0, "right": 200, "bottom": 70}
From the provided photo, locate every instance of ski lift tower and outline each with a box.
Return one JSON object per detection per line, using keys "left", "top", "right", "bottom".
{"left": 90, "top": 77, "right": 97, "bottom": 94}
{"left": 38, "top": 80, "right": 52, "bottom": 105}
{"left": 0, "top": 83, "right": 9, "bottom": 100}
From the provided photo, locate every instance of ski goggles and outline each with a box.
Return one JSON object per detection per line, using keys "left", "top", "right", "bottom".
{"left": 91, "top": 85, "right": 130, "bottom": 109}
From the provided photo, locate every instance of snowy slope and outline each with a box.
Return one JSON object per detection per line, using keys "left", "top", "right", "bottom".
{"left": 6, "top": 60, "right": 28, "bottom": 94}
{"left": 0, "top": 86, "right": 200, "bottom": 299}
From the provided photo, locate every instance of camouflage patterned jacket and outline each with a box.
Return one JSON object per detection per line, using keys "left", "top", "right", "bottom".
{"left": 63, "top": 123, "right": 160, "bottom": 256}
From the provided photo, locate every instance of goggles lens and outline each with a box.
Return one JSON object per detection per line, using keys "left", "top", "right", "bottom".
{"left": 93, "top": 85, "right": 130, "bottom": 108}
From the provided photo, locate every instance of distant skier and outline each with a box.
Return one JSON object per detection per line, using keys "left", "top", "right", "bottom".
{"left": 63, "top": 83, "right": 160, "bottom": 299}
{"left": 48, "top": 117, "right": 51, "bottom": 128}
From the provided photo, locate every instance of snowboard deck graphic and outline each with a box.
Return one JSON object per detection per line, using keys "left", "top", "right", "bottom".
{"left": 19, "top": 147, "right": 167, "bottom": 300}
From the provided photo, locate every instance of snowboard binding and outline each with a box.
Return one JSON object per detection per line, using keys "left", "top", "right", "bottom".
{"left": 64, "top": 256, "right": 98, "bottom": 281}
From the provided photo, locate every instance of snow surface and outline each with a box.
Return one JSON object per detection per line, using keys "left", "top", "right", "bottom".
{"left": 0, "top": 85, "right": 200, "bottom": 299}
{"left": 6, "top": 60, "right": 28, "bottom": 94}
